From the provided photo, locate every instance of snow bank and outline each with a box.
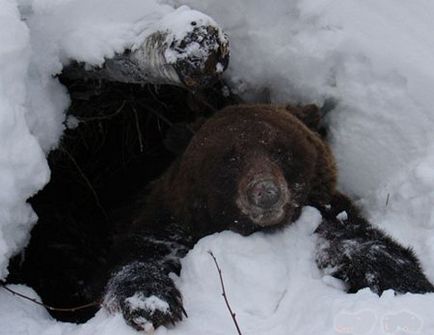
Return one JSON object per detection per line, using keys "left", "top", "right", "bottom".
{"left": 2, "top": 0, "right": 434, "bottom": 334}
{"left": 23, "top": 0, "right": 176, "bottom": 67}
{"left": 3, "top": 208, "right": 434, "bottom": 335}
{"left": 367, "top": 146, "right": 434, "bottom": 280}
{"left": 0, "top": 0, "right": 50, "bottom": 279}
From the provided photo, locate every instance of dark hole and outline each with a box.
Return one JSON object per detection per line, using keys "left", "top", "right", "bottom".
{"left": 191, "top": 21, "right": 197, "bottom": 26}
{"left": 7, "top": 76, "right": 238, "bottom": 323}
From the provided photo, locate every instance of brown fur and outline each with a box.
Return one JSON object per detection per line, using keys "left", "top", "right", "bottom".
{"left": 133, "top": 104, "right": 337, "bottom": 237}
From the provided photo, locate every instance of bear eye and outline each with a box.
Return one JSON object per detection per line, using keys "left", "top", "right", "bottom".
{"left": 271, "top": 147, "right": 290, "bottom": 163}
{"left": 222, "top": 147, "right": 243, "bottom": 164}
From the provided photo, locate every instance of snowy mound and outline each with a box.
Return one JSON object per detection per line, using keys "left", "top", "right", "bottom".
{"left": 0, "top": 0, "right": 51, "bottom": 280}
{"left": 2, "top": 208, "right": 434, "bottom": 334}
{"left": 1, "top": 0, "right": 434, "bottom": 334}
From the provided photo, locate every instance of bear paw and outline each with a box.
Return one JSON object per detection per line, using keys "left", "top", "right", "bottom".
{"left": 119, "top": 291, "right": 184, "bottom": 331}
{"left": 103, "top": 262, "right": 186, "bottom": 331}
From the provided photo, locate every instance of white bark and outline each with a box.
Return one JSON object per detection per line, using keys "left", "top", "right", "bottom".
{"left": 62, "top": 11, "right": 229, "bottom": 89}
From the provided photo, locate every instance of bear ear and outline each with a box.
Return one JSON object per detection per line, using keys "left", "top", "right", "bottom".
{"left": 164, "top": 117, "right": 206, "bottom": 155}
{"left": 285, "top": 104, "right": 321, "bottom": 131}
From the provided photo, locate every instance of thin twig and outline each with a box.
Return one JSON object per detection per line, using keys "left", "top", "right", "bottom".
{"left": 0, "top": 281, "right": 100, "bottom": 312}
{"left": 136, "top": 101, "right": 174, "bottom": 128}
{"left": 146, "top": 85, "right": 168, "bottom": 109}
{"left": 61, "top": 147, "right": 108, "bottom": 219}
{"left": 186, "top": 88, "right": 219, "bottom": 113}
{"left": 131, "top": 106, "right": 144, "bottom": 153}
{"left": 77, "top": 100, "right": 127, "bottom": 122}
{"left": 208, "top": 251, "right": 243, "bottom": 335}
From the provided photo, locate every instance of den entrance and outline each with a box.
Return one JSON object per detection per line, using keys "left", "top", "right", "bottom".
{"left": 8, "top": 77, "right": 236, "bottom": 323}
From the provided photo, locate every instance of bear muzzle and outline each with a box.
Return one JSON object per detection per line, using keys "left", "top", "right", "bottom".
{"left": 236, "top": 171, "right": 290, "bottom": 227}
{"left": 247, "top": 179, "right": 281, "bottom": 209}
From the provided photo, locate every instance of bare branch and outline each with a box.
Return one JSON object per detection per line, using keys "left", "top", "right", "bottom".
{"left": 208, "top": 251, "right": 243, "bottom": 335}
{"left": 61, "top": 147, "right": 108, "bottom": 219}
{"left": 131, "top": 106, "right": 144, "bottom": 153}
{"left": 0, "top": 281, "right": 100, "bottom": 312}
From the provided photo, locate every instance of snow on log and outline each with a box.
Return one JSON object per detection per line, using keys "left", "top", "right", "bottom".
{"left": 62, "top": 9, "right": 229, "bottom": 89}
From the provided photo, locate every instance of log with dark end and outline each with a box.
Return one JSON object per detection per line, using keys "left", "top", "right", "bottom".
{"left": 61, "top": 12, "right": 229, "bottom": 89}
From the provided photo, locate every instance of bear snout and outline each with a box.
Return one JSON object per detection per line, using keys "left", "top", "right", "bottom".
{"left": 247, "top": 179, "right": 281, "bottom": 209}
{"left": 236, "top": 167, "right": 290, "bottom": 227}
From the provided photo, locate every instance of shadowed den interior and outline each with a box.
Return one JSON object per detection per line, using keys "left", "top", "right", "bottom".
{"left": 7, "top": 77, "right": 234, "bottom": 323}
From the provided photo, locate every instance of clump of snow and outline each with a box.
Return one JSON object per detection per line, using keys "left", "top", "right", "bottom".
{"left": 65, "top": 115, "right": 80, "bottom": 130}
{"left": 336, "top": 211, "right": 348, "bottom": 222}
{"left": 125, "top": 294, "right": 170, "bottom": 314}
{"left": 158, "top": 5, "right": 221, "bottom": 43}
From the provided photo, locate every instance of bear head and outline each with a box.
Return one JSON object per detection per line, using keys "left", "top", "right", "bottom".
{"left": 143, "top": 104, "right": 337, "bottom": 237}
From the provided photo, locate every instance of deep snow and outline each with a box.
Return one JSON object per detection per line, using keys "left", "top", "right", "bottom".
{"left": 1, "top": 0, "right": 434, "bottom": 334}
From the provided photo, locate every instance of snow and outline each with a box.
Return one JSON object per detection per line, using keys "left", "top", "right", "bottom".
{"left": 125, "top": 294, "right": 170, "bottom": 314}
{"left": 0, "top": 0, "right": 50, "bottom": 279}
{"left": 336, "top": 211, "right": 348, "bottom": 222}
{"left": 24, "top": 0, "right": 223, "bottom": 78}
{"left": 1, "top": 0, "right": 434, "bottom": 334}
{"left": 366, "top": 147, "right": 434, "bottom": 280}
{"left": 158, "top": 5, "right": 224, "bottom": 57}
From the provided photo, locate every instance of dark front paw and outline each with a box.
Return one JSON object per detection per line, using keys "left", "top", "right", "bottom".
{"left": 316, "top": 234, "right": 434, "bottom": 295}
{"left": 118, "top": 289, "right": 184, "bottom": 331}
{"left": 103, "top": 262, "right": 185, "bottom": 331}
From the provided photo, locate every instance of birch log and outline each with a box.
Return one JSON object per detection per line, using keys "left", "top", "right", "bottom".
{"left": 62, "top": 9, "right": 229, "bottom": 89}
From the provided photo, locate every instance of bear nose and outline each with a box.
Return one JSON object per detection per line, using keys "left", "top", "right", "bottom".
{"left": 247, "top": 180, "right": 281, "bottom": 209}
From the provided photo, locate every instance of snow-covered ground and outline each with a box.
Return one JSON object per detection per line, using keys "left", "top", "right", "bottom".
{"left": 2, "top": 0, "right": 434, "bottom": 334}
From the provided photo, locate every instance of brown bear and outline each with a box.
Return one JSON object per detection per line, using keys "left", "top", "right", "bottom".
{"left": 101, "top": 104, "right": 433, "bottom": 331}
